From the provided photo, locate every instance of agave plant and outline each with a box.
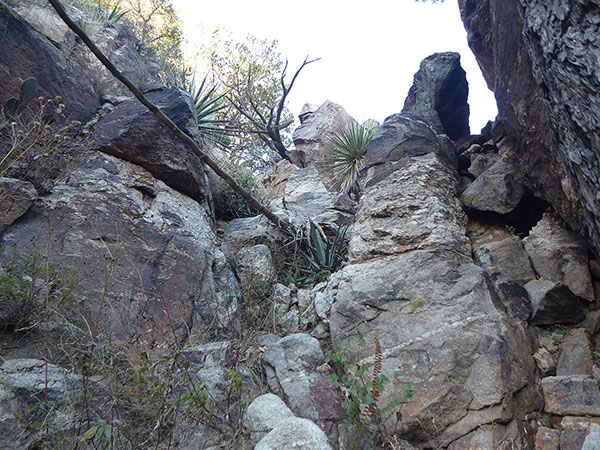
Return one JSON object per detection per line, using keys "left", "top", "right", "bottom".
{"left": 322, "top": 122, "right": 377, "bottom": 193}
{"left": 295, "top": 221, "right": 348, "bottom": 286}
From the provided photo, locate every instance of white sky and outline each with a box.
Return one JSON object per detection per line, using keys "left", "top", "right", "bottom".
{"left": 171, "top": 0, "right": 498, "bottom": 134}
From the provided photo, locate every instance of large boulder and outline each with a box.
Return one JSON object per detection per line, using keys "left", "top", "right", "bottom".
{"left": 0, "top": 151, "right": 240, "bottom": 347}
{"left": 91, "top": 87, "right": 211, "bottom": 204}
{"left": 0, "top": 4, "right": 99, "bottom": 123}
{"left": 402, "top": 52, "right": 470, "bottom": 140}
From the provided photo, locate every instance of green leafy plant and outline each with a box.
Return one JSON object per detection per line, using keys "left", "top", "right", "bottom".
{"left": 211, "top": 160, "right": 268, "bottom": 219}
{"left": 326, "top": 323, "right": 415, "bottom": 449}
{"left": 291, "top": 221, "right": 348, "bottom": 286}
{"left": 187, "top": 75, "right": 232, "bottom": 148}
{"left": 2, "top": 77, "right": 37, "bottom": 123}
{"left": 322, "top": 122, "right": 377, "bottom": 193}
{"left": 80, "top": 418, "right": 124, "bottom": 449}
{"left": 543, "top": 328, "right": 569, "bottom": 346}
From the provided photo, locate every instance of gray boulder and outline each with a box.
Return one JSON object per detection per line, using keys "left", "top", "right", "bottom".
{"left": 254, "top": 417, "right": 332, "bottom": 450}
{"left": 542, "top": 375, "right": 600, "bottom": 416}
{"left": 291, "top": 100, "right": 356, "bottom": 173}
{"left": 0, "top": 151, "right": 240, "bottom": 345}
{"left": 262, "top": 333, "right": 343, "bottom": 429}
{"left": 243, "top": 393, "right": 295, "bottom": 443}
{"left": 402, "top": 51, "right": 470, "bottom": 140}
{"left": 236, "top": 244, "right": 276, "bottom": 285}
{"left": 0, "top": 178, "right": 37, "bottom": 232}
{"left": 524, "top": 212, "right": 594, "bottom": 301}
{"left": 461, "top": 159, "right": 524, "bottom": 214}
{"left": 91, "top": 87, "right": 210, "bottom": 204}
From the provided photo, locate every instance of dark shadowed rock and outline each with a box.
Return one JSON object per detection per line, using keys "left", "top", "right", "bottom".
{"left": 461, "top": 159, "right": 524, "bottom": 214}
{"left": 402, "top": 52, "right": 470, "bottom": 140}
{"left": 0, "top": 5, "right": 99, "bottom": 122}
{"left": 519, "top": 1, "right": 600, "bottom": 255}
{"left": 524, "top": 280, "right": 585, "bottom": 326}
{"left": 91, "top": 87, "right": 211, "bottom": 204}
{"left": 0, "top": 151, "right": 239, "bottom": 347}
{"left": 458, "top": 0, "right": 590, "bottom": 249}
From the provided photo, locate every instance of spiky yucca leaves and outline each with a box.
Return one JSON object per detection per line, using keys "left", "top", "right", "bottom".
{"left": 322, "top": 122, "right": 377, "bottom": 193}
{"left": 188, "top": 75, "right": 233, "bottom": 148}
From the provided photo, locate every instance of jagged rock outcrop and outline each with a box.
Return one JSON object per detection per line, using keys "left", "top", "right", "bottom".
{"left": 326, "top": 54, "right": 542, "bottom": 448}
{"left": 290, "top": 100, "right": 357, "bottom": 186}
{"left": 402, "top": 52, "right": 470, "bottom": 140}
{"left": 0, "top": 151, "right": 240, "bottom": 345}
{"left": 0, "top": 4, "right": 99, "bottom": 122}
{"left": 458, "top": 0, "right": 600, "bottom": 255}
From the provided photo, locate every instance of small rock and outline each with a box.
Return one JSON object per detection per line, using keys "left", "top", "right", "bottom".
{"left": 534, "top": 427, "right": 560, "bottom": 450}
{"left": 461, "top": 159, "right": 524, "bottom": 214}
{"left": 0, "top": 178, "right": 37, "bottom": 231}
{"left": 533, "top": 348, "right": 556, "bottom": 375}
{"left": 582, "top": 423, "right": 600, "bottom": 450}
{"left": 277, "top": 310, "right": 299, "bottom": 334}
{"left": 542, "top": 375, "right": 600, "bottom": 416}
{"left": 473, "top": 237, "right": 536, "bottom": 285}
{"left": 560, "top": 416, "right": 600, "bottom": 433}
{"left": 254, "top": 417, "right": 332, "bottom": 450}
{"left": 243, "top": 393, "right": 295, "bottom": 443}
{"left": 556, "top": 329, "right": 593, "bottom": 376}
{"left": 468, "top": 151, "right": 501, "bottom": 178}
{"left": 236, "top": 244, "right": 276, "bottom": 284}
{"left": 560, "top": 431, "right": 587, "bottom": 450}
{"left": 524, "top": 280, "right": 585, "bottom": 325}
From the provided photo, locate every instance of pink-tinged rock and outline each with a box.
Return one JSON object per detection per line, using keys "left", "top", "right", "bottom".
{"left": 534, "top": 427, "right": 560, "bottom": 450}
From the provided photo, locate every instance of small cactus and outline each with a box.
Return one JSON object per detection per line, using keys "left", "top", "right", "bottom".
{"left": 3, "top": 77, "right": 37, "bottom": 120}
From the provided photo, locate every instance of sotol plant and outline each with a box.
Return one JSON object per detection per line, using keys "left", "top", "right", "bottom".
{"left": 322, "top": 122, "right": 377, "bottom": 193}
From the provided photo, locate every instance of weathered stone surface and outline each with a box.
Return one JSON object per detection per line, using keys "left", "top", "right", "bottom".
{"left": 0, "top": 178, "right": 37, "bottom": 232}
{"left": 524, "top": 280, "right": 585, "bottom": 325}
{"left": 494, "top": 282, "right": 533, "bottom": 321}
{"left": 473, "top": 236, "right": 536, "bottom": 285}
{"left": 260, "top": 159, "right": 299, "bottom": 199}
{"left": 533, "top": 347, "right": 556, "bottom": 375}
{"left": 468, "top": 151, "right": 501, "bottom": 178}
{"left": 0, "top": 5, "right": 99, "bottom": 122}
{"left": 534, "top": 427, "right": 560, "bottom": 450}
{"left": 542, "top": 375, "right": 600, "bottom": 416}
{"left": 560, "top": 431, "right": 587, "bottom": 450}
{"left": 0, "top": 151, "right": 240, "bottom": 346}
{"left": 461, "top": 159, "right": 524, "bottom": 214}
{"left": 458, "top": 0, "right": 587, "bottom": 243}
{"left": 524, "top": 213, "right": 594, "bottom": 301}
{"left": 446, "top": 421, "right": 526, "bottom": 450}
{"left": 254, "top": 417, "right": 332, "bottom": 450}
{"left": 261, "top": 333, "right": 343, "bottom": 428}
{"left": 223, "top": 215, "right": 286, "bottom": 254}
{"left": 91, "top": 87, "right": 210, "bottom": 204}
{"left": 236, "top": 244, "right": 276, "bottom": 285}
{"left": 350, "top": 113, "right": 468, "bottom": 263}
{"left": 291, "top": 100, "right": 356, "bottom": 172}
{"left": 561, "top": 416, "right": 600, "bottom": 433}
{"left": 402, "top": 52, "right": 470, "bottom": 140}
{"left": 557, "top": 329, "right": 593, "bottom": 377}
{"left": 329, "top": 252, "right": 537, "bottom": 446}
{"left": 283, "top": 166, "right": 335, "bottom": 223}
{"left": 519, "top": 0, "right": 600, "bottom": 255}
{"left": 243, "top": 393, "right": 295, "bottom": 443}
{"left": 582, "top": 423, "right": 600, "bottom": 450}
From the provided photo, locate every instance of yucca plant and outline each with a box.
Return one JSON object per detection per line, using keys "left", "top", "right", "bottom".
{"left": 322, "top": 122, "right": 377, "bottom": 193}
{"left": 188, "top": 75, "right": 233, "bottom": 148}
{"left": 295, "top": 221, "right": 348, "bottom": 285}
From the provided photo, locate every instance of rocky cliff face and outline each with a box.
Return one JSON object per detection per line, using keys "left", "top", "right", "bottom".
{"left": 458, "top": 0, "right": 600, "bottom": 255}
{"left": 2, "top": 1, "right": 600, "bottom": 449}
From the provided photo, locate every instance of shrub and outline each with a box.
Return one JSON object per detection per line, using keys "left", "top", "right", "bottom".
{"left": 211, "top": 160, "right": 268, "bottom": 220}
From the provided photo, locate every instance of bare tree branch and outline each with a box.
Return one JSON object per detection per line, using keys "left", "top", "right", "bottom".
{"left": 46, "top": 0, "right": 294, "bottom": 235}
